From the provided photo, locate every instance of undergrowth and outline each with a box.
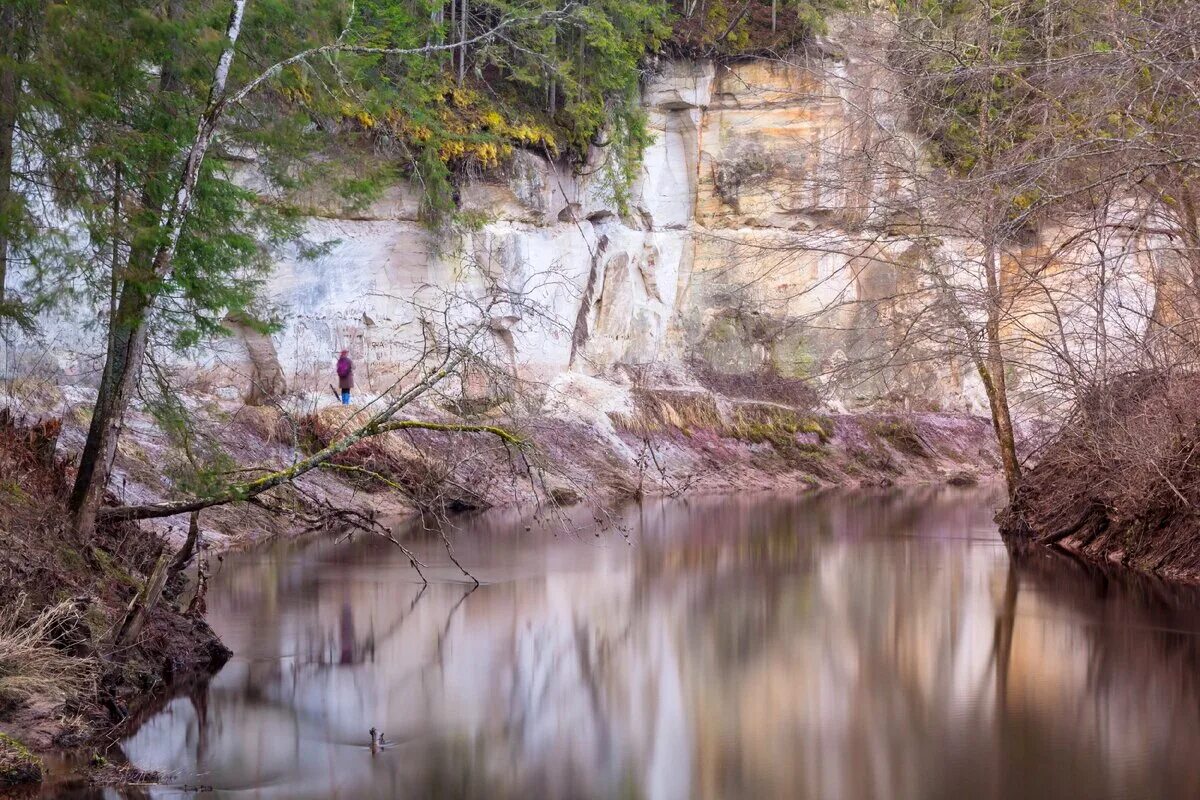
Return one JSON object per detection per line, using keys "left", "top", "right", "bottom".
{"left": 297, "top": 411, "right": 495, "bottom": 513}
{"left": 873, "top": 418, "right": 930, "bottom": 458}
{"left": 0, "top": 410, "right": 228, "bottom": 772}
{"left": 610, "top": 388, "right": 834, "bottom": 457}
{"left": 1002, "top": 371, "right": 1200, "bottom": 578}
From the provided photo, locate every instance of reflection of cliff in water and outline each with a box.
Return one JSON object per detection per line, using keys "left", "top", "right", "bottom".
{"left": 107, "top": 487, "right": 1200, "bottom": 799}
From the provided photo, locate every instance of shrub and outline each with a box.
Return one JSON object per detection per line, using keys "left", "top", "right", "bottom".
{"left": 1002, "top": 371, "right": 1200, "bottom": 577}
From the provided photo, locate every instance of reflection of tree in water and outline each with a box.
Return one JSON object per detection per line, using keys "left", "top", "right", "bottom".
{"left": 632, "top": 500, "right": 825, "bottom": 672}
{"left": 668, "top": 488, "right": 1011, "bottom": 799}
{"left": 993, "top": 542, "right": 1200, "bottom": 795}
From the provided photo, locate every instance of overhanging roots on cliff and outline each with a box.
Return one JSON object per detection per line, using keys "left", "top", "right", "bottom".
{"left": 1001, "top": 371, "right": 1200, "bottom": 580}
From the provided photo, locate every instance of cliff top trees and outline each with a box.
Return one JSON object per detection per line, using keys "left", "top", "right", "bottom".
{"left": 668, "top": 0, "right": 833, "bottom": 54}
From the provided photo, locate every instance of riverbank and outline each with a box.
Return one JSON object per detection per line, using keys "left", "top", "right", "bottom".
{"left": 0, "top": 410, "right": 230, "bottom": 791}
{"left": 1000, "top": 372, "right": 1200, "bottom": 584}
{"left": 0, "top": 380, "right": 998, "bottom": 790}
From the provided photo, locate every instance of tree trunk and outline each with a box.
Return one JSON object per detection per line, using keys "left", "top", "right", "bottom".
{"left": 114, "top": 550, "right": 172, "bottom": 648}
{"left": 978, "top": 348, "right": 1021, "bottom": 497}
{"left": 982, "top": 241, "right": 1021, "bottom": 496}
{"left": 170, "top": 511, "right": 201, "bottom": 576}
{"left": 0, "top": 2, "right": 24, "bottom": 309}
{"left": 69, "top": 290, "right": 153, "bottom": 537}
{"left": 974, "top": 5, "right": 1021, "bottom": 498}
{"left": 459, "top": 0, "right": 468, "bottom": 85}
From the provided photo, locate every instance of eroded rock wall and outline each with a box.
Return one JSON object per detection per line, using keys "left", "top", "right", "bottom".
{"left": 28, "top": 20, "right": 1135, "bottom": 419}
{"left": 243, "top": 33, "right": 993, "bottom": 415}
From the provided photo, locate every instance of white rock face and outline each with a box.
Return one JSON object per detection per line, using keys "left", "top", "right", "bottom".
{"left": 22, "top": 22, "right": 1155, "bottom": 420}
{"left": 253, "top": 61, "right": 718, "bottom": 402}
{"left": 248, "top": 51, "right": 918, "bottom": 407}
{"left": 3, "top": 42, "right": 983, "bottom": 412}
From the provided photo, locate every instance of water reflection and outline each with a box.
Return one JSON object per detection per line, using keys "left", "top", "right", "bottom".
{"left": 82, "top": 487, "right": 1200, "bottom": 797}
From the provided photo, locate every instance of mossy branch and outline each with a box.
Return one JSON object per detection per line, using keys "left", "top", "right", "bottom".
{"left": 96, "top": 419, "right": 524, "bottom": 524}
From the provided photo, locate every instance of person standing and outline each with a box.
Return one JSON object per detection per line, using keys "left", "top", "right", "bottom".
{"left": 336, "top": 350, "right": 354, "bottom": 405}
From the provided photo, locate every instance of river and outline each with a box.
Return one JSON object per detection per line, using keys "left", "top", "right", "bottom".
{"left": 48, "top": 486, "right": 1200, "bottom": 798}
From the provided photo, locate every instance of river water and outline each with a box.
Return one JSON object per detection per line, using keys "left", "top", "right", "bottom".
{"left": 59, "top": 486, "right": 1200, "bottom": 798}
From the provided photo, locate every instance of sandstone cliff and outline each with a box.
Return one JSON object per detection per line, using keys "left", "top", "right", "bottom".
{"left": 210, "top": 36, "right": 986, "bottom": 417}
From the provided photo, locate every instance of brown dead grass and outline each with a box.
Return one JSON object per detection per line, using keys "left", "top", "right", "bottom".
{"left": 0, "top": 598, "right": 98, "bottom": 712}
{"left": 690, "top": 361, "right": 818, "bottom": 409}
{"left": 610, "top": 389, "right": 725, "bottom": 437}
{"left": 873, "top": 417, "right": 931, "bottom": 458}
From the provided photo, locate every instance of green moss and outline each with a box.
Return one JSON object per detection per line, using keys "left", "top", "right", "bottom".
{"left": 0, "top": 733, "right": 43, "bottom": 786}
{"left": 57, "top": 545, "right": 86, "bottom": 574}
{"left": 90, "top": 547, "right": 138, "bottom": 591}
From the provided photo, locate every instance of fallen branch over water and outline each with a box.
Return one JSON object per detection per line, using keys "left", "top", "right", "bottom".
{"left": 97, "top": 419, "right": 524, "bottom": 524}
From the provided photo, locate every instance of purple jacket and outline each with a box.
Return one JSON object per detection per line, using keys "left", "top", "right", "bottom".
{"left": 336, "top": 356, "right": 354, "bottom": 390}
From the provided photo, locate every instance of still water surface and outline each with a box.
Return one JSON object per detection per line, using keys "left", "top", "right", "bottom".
{"left": 77, "top": 487, "right": 1200, "bottom": 797}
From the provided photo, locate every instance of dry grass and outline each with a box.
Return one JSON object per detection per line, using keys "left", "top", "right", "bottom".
{"left": 690, "top": 361, "right": 817, "bottom": 409}
{"left": 873, "top": 417, "right": 931, "bottom": 458}
{"left": 0, "top": 596, "right": 98, "bottom": 711}
{"left": 610, "top": 389, "right": 725, "bottom": 437}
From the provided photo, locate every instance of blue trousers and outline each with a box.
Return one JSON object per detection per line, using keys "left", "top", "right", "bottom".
{"left": 341, "top": 389, "right": 350, "bottom": 405}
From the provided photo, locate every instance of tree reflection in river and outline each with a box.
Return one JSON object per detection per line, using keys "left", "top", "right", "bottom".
{"left": 108, "top": 486, "right": 1200, "bottom": 799}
